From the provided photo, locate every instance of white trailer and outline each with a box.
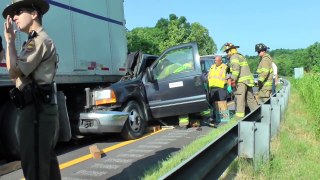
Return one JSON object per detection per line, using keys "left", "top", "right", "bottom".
{"left": 0, "top": 0, "right": 128, "bottom": 160}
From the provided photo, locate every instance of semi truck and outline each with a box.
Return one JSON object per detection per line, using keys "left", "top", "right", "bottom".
{"left": 0, "top": 0, "right": 128, "bottom": 160}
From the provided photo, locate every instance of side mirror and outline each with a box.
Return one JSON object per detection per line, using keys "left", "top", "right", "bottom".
{"left": 146, "top": 67, "right": 155, "bottom": 83}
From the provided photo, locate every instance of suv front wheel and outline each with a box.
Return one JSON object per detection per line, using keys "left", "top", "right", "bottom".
{"left": 121, "top": 100, "right": 146, "bottom": 140}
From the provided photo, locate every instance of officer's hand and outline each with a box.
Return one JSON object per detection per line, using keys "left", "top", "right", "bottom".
{"left": 4, "top": 15, "right": 16, "bottom": 43}
{"left": 227, "top": 85, "right": 233, "bottom": 93}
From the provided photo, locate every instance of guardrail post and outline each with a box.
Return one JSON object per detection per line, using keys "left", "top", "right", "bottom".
{"left": 277, "top": 91, "right": 285, "bottom": 121}
{"left": 284, "top": 84, "right": 290, "bottom": 108}
{"left": 238, "top": 105, "right": 270, "bottom": 168}
{"left": 270, "top": 96, "right": 280, "bottom": 138}
{"left": 281, "top": 88, "right": 287, "bottom": 109}
{"left": 258, "top": 105, "right": 271, "bottom": 163}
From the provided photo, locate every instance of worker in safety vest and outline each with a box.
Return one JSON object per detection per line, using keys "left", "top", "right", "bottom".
{"left": 255, "top": 43, "right": 273, "bottom": 103}
{"left": 157, "top": 60, "right": 194, "bottom": 80}
{"left": 222, "top": 43, "right": 258, "bottom": 119}
{"left": 207, "top": 55, "right": 232, "bottom": 125}
{"left": 207, "top": 56, "right": 231, "bottom": 104}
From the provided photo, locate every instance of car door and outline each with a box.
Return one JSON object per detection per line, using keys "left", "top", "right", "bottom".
{"left": 143, "top": 42, "right": 208, "bottom": 118}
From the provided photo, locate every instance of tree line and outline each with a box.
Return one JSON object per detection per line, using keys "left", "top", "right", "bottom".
{"left": 127, "top": 14, "right": 320, "bottom": 77}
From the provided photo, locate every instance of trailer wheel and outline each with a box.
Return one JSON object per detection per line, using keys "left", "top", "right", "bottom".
{"left": 121, "top": 101, "right": 146, "bottom": 140}
{"left": 0, "top": 101, "right": 21, "bottom": 160}
{"left": 0, "top": 102, "right": 7, "bottom": 158}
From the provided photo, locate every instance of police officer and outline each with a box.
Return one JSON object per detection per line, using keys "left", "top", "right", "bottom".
{"left": 255, "top": 43, "right": 273, "bottom": 103}
{"left": 222, "top": 43, "right": 258, "bottom": 119}
{"left": 3, "top": 0, "right": 61, "bottom": 179}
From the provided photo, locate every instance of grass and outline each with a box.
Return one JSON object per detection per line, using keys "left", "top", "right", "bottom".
{"left": 223, "top": 79, "right": 320, "bottom": 179}
{"left": 141, "top": 118, "right": 240, "bottom": 180}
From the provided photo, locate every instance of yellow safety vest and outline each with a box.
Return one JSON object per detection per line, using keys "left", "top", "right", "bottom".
{"left": 208, "top": 63, "right": 227, "bottom": 88}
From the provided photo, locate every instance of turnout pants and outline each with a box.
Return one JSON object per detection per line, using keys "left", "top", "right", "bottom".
{"left": 258, "top": 87, "right": 272, "bottom": 103}
{"left": 18, "top": 103, "right": 61, "bottom": 180}
{"left": 234, "top": 83, "right": 258, "bottom": 118}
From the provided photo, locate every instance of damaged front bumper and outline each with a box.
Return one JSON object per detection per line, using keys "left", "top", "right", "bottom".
{"left": 79, "top": 111, "right": 128, "bottom": 133}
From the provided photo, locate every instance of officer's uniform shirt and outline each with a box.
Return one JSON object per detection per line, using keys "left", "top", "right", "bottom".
{"left": 16, "top": 27, "right": 57, "bottom": 90}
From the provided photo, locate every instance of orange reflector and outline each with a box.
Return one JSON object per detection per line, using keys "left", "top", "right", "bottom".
{"left": 95, "top": 90, "right": 117, "bottom": 105}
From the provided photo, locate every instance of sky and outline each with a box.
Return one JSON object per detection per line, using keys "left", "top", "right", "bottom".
{"left": 123, "top": 0, "right": 320, "bottom": 56}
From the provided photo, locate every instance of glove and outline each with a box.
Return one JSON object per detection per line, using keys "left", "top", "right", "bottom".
{"left": 227, "top": 85, "right": 233, "bottom": 93}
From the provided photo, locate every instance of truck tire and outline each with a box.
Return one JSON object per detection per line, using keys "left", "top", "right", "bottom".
{"left": 0, "top": 102, "right": 7, "bottom": 159}
{"left": 121, "top": 101, "right": 146, "bottom": 140}
{"left": 0, "top": 101, "right": 21, "bottom": 160}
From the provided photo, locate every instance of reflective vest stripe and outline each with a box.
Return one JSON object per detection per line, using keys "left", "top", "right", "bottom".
{"left": 235, "top": 112, "right": 245, "bottom": 117}
{"left": 239, "top": 61, "right": 249, "bottom": 66}
{"left": 174, "top": 64, "right": 188, "bottom": 73}
{"left": 239, "top": 76, "right": 254, "bottom": 86}
{"left": 231, "top": 70, "right": 239, "bottom": 76}
{"left": 231, "top": 59, "right": 239, "bottom": 64}
{"left": 239, "top": 75, "right": 254, "bottom": 82}
{"left": 257, "top": 67, "right": 271, "bottom": 73}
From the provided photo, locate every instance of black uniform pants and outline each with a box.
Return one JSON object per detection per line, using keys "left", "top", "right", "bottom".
{"left": 209, "top": 87, "right": 227, "bottom": 103}
{"left": 18, "top": 103, "right": 61, "bottom": 180}
{"left": 209, "top": 87, "right": 227, "bottom": 119}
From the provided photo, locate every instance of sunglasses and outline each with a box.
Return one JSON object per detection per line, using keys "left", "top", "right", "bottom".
{"left": 11, "top": 8, "right": 33, "bottom": 18}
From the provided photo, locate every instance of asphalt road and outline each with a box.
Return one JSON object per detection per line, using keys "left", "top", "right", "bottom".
{"left": 1, "top": 125, "right": 214, "bottom": 180}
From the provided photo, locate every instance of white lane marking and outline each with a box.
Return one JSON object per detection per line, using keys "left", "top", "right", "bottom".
{"left": 117, "top": 154, "right": 144, "bottom": 158}
{"left": 137, "top": 145, "right": 162, "bottom": 149}
{"left": 62, "top": 177, "right": 89, "bottom": 180}
{"left": 128, "top": 149, "right": 154, "bottom": 153}
{"left": 74, "top": 170, "right": 107, "bottom": 177}
{"left": 91, "top": 163, "right": 120, "bottom": 170}
{"left": 155, "top": 138, "right": 177, "bottom": 141}
{"left": 148, "top": 141, "right": 170, "bottom": 145}
{"left": 104, "top": 158, "right": 133, "bottom": 163}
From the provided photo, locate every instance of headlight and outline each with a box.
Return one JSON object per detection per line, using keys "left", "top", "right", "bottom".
{"left": 94, "top": 89, "right": 117, "bottom": 105}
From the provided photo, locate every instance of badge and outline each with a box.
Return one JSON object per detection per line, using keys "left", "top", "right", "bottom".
{"left": 26, "top": 40, "right": 35, "bottom": 52}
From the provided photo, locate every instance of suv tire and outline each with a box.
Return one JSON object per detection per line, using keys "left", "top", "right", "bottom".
{"left": 121, "top": 101, "right": 146, "bottom": 140}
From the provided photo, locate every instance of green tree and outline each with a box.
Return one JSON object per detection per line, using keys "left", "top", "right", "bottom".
{"left": 186, "top": 23, "right": 216, "bottom": 55}
{"left": 127, "top": 14, "right": 216, "bottom": 55}
{"left": 305, "top": 42, "right": 320, "bottom": 73}
{"left": 246, "top": 55, "right": 260, "bottom": 73}
{"left": 127, "top": 27, "right": 164, "bottom": 54}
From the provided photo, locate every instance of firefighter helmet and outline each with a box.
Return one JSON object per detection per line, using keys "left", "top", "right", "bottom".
{"left": 255, "top": 43, "right": 269, "bottom": 52}
{"left": 221, "top": 43, "right": 240, "bottom": 52}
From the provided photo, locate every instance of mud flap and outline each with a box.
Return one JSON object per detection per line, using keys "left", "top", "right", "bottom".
{"left": 57, "top": 91, "right": 72, "bottom": 142}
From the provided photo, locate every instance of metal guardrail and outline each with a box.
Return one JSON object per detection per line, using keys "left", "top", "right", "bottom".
{"left": 160, "top": 80, "right": 290, "bottom": 180}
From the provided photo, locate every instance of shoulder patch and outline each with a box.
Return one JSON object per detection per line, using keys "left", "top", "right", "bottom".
{"left": 26, "top": 40, "right": 35, "bottom": 52}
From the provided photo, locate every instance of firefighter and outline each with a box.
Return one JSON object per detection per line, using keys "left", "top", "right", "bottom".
{"left": 255, "top": 43, "right": 273, "bottom": 103}
{"left": 3, "top": 0, "right": 61, "bottom": 179}
{"left": 207, "top": 55, "right": 231, "bottom": 125}
{"left": 222, "top": 43, "right": 258, "bottom": 119}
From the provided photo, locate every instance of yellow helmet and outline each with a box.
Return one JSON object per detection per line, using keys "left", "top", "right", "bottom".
{"left": 221, "top": 42, "right": 239, "bottom": 53}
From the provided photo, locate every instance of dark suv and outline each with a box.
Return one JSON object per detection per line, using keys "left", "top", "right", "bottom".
{"left": 79, "top": 42, "right": 208, "bottom": 140}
